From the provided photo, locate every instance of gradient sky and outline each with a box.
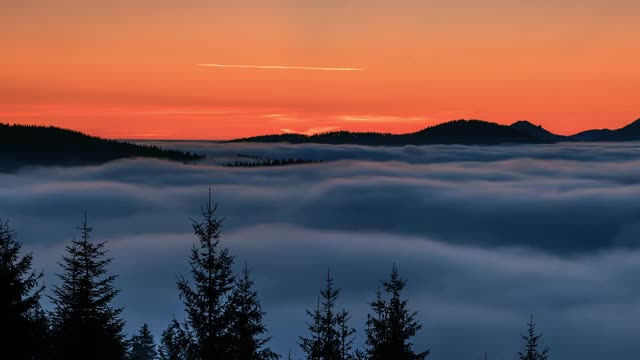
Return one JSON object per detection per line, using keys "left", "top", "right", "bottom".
{"left": 2, "top": 0, "right": 639, "bottom": 139}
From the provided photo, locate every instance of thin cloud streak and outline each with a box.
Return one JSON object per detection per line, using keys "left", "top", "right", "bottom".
{"left": 336, "top": 115, "right": 431, "bottom": 123}
{"left": 198, "top": 63, "right": 363, "bottom": 71}
{"left": 280, "top": 126, "right": 339, "bottom": 135}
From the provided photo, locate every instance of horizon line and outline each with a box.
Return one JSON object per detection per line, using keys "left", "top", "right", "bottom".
{"left": 111, "top": 117, "right": 640, "bottom": 141}
{"left": 6, "top": 117, "right": 639, "bottom": 141}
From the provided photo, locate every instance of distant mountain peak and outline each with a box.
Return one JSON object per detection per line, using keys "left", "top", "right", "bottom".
{"left": 231, "top": 118, "right": 640, "bottom": 145}
{"left": 511, "top": 120, "right": 541, "bottom": 128}
{"left": 233, "top": 118, "right": 547, "bottom": 146}
{"left": 509, "top": 120, "right": 564, "bottom": 142}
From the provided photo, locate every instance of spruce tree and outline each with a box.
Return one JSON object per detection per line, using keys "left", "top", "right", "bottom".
{"left": 318, "top": 269, "right": 341, "bottom": 360}
{"left": 29, "top": 302, "right": 52, "bottom": 358}
{"left": 365, "top": 265, "right": 428, "bottom": 360}
{"left": 175, "top": 189, "right": 236, "bottom": 359}
{"left": 336, "top": 309, "right": 356, "bottom": 360}
{"left": 50, "top": 214, "right": 127, "bottom": 360}
{"left": 365, "top": 287, "right": 386, "bottom": 358}
{"left": 300, "top": 297, "right": 323, "bottom": 360}
{"left": 300, "top": 269, "right": 355, "bottom": 360}
{"left": 158, "top": 319, "right": 191, "bottom": 360}
{"left": 0, "top": 219, "right": 47, "bottom": 359}
{"left": 129, "top": 323, "right": 158, "bottom": 360}
{"left": 517, "top": 315, "right": 549, "bottom": 360}
{"left": 227, "top": 263, "right": 278, "bottom": 360}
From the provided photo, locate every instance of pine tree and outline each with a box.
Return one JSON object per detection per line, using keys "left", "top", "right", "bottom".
{"left": 158, "top": 319, "right": 191, "bottom": 360}
{"left": 129, "top": 323, "right": 158, "bottom": 360}
{"left": 175, "top": 189, "right": 236, "bottom": 359}
{"left": 227, "top": 263, "right": 278, "bottom": 360}
{"left": 0, "top": 219, "right": 47, "bottom": 359}
{"left": 365, "top": 265, "right": 428, "bottom": 360}
{"left": 300, "top": 297, "right": 323, "bottom": 360}
{"left": 365, "top": 287, "right": 386, "bottom": 358}
{"left": 517, "top": 315, "right": 549, "bottom": 360}
{"left": 336, "top": 309, "right": 356, "bottom": 360}
{"left": 49, "top": 214, "right": 127, "bottom": 360}
{"left": 300, "top": 269, "right": 354, "bottom": 360}
{"left": 29, "top": 302, "right": 52, "bottom": 359}
{"left": 318, "top": 269, "right": 341, "bottom": 360}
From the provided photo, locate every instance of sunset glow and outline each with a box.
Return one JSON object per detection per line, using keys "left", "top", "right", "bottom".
{"left": 2, "top": 0, "right": 639, "bottom": 139}
{"left": 198, "top": 64, "right": 364, "bottom": 71}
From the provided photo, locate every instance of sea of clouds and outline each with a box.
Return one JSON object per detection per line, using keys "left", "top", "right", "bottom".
{"left": 2, "top": 141, "right": 640, "bottom": 359}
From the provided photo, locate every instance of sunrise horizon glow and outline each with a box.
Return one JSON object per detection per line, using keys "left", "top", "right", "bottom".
{"left": 2, "top": 0, "right": 639, "bottom": 140}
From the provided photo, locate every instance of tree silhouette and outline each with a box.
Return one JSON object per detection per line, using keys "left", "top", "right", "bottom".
{"left": 0, "top": 122, "right": 203, "bottom": 171}
{"left": 517, "top": 315, "right": 549, "bottom": 360}
{"left": 300, "top": 269, "right": 355, "bottom": 360}
{"left": 365, "top": 265, "right": 428, "bottom": 360}
{"left": 227, "top": 263, "right": 279, "bottom": 360}
{"left": 49, "top": 214, "right": 127, "bottom": 360}
{"left": 29, "top": 302, "right": 52, "bottom": 359}
{"left": 300, "top": 296, "right": 323, "bottom": 360}
{"left": 129, "top": 323, "right": 158, "bottom": 360}
{"left": 158, "top": 318, "right": 191, "bottom": 360}
{"left": 0, "top": 219, "right": 47, "bottom": 359}
{"left": 221, "top": 155, "right": 323, "bottom": 168}
{"left": 174, "top": 189, "right": 236, "bottom": 359}
{"left": 336, "top": 309, "right": 356, "bottom": 360}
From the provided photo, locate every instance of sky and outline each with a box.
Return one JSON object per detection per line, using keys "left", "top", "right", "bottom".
{"left": 1, "top": 0, "right": 640, "bottom": 139}
{"left": 3, "top": 141, "right": 640, "bottom": 359}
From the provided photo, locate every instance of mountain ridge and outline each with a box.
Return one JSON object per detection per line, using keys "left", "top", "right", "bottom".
{"left": 509, "top": 120, "right": 567, "bottom": 142}
{"left": 570, "top": 118, "right": 640, "bottom": 141}
{"left": 230, "top": 118, "right": 640, "bottom": 146}
{"left": 0, "top": 123, "right": 204, "bottom": 171}
{"left": 231, "top": 119, "right": 547, "bottom": 146}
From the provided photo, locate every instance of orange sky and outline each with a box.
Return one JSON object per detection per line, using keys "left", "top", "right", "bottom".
{"left": 1, "top": 0, "right": 639, "bottom": 139}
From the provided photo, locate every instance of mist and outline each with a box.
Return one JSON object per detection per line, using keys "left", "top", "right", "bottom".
{"left": 2, "top": 141, "right": 640, "bottom": 359}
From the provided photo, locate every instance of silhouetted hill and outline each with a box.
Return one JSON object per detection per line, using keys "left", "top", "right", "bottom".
{"left": 408, "top": 119, "right": 543, "bottom": 144}
{"left": 510, "top": 121, "right": 567, "bottom": 142}
{"left": 231, "top": 119, "right": 547, "bottom": 146}
{"left": 570, "top": 119, "right": 640, "bottom": 141}
{"left": 233, "top": 118, "right": 640, "bottom": 145}
{"left": 0, "top": 123, "right": 204, "bottom": 171}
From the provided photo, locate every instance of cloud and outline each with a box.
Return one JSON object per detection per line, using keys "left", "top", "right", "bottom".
{"left": 198, "top": 63, "right": 364, "bottom": 71}
{"left": 281, "top": 126, "right": 339, "bottom": 135}
{"left": 2, "top": 141, "right": 640, "bottom": 359}
{"left": 33, "top": 224, "right": 640, "bottom": 360}
{"left": 336, "top": 115, "right": 431, "bottom": 123}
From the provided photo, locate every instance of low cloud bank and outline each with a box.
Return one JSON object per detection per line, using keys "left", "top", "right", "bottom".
{"left": 1, "top": 142, "right": 640, "bottom": 359}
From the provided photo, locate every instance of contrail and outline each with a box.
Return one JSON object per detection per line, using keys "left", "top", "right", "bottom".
{"left": 198, "top": 63, "right": 363, "bottom": 71}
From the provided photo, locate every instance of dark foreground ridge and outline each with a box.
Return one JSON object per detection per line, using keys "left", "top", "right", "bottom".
{"left": 231, "top": 118, "right": 640, "bottom": 146}
{"left": 0, "top": 123, "right": 204, "bottom": 171}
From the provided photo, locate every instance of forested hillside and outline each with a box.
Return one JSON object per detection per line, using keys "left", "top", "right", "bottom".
{"left": 0, "top": 123, "right": 203, "bottom": 171}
